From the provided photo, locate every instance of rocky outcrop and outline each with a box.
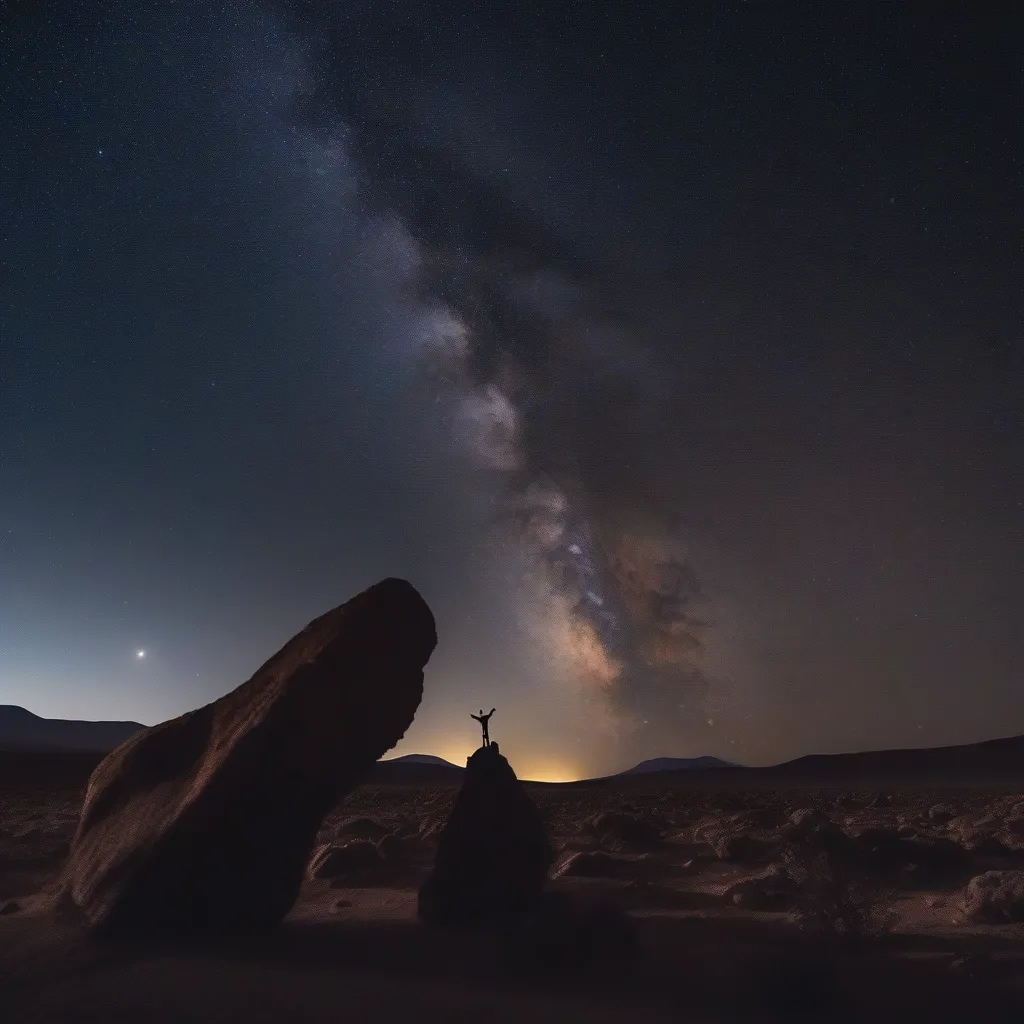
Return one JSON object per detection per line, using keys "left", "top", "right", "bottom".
{"left": 59, "top": 578, "right": 436, "bottom": 935}
{"left": 418, "top": 743, "right": 552, "bottom": 927}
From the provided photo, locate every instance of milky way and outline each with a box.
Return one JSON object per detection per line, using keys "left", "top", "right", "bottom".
{"left": 3, "top": 1, "right": 1021, "bottom": 777}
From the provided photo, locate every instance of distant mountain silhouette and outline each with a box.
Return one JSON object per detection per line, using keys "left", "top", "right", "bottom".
{"left": 0, "top": 707, "right": 468, "bottom": 784}
{"left": 618, "top": 755, "right": 738, "bottom": 775}
{"left": 382, "top": 753, "right": 462, "bottom": 769}
{"left": 6, "top": 704, "right": 1024, "bottom": 789}
{"left": 758, "top": 732, "right": 1024, "bottom": 785}
{"left": 0, "top": 705, "right": 146, "bottom": 752}
{"left": 601, "top": 733, "right": 1024, "bottom": 787}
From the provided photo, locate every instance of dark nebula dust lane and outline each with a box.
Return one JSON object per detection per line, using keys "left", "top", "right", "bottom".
{"left": 1, "top": 2, "right": 1021, "bottom": 778}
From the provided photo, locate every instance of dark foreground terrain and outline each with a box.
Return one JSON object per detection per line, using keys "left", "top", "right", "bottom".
{"left": 2, "top": 751, "right": 1024, "bottom": 1022}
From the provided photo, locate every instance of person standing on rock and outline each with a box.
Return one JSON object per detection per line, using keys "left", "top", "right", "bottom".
{"left": 471, "top": 708, "right": 495, "bottom": 747}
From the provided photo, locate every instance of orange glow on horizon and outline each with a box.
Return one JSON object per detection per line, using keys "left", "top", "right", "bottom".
{"left": 389, "top": 741, "right": 584, "bottom": 782}
{"left": 516, "top": 761, "right": 582, "bottom": 783}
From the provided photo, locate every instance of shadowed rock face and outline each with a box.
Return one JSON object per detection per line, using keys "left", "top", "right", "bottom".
{"left": 418, "top": 743, "right": 552, "bottom": 927}
{"left": 59, "top": 578, "right": 436, "bottom": 936}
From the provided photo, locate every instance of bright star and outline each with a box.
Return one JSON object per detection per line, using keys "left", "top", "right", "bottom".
{"left": 136, "top": 649, "right": 146, "bottom": 659}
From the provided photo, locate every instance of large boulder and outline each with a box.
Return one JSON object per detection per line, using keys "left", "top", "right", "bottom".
{"left": 58, "top": 578, "right": 436, "bottom": 935}
{"left": 418, "top": 743, "right": 552, "bottom": 927}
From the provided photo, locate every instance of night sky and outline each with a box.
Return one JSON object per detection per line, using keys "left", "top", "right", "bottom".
{"left": 2, "top": 3, "right": 1021, "bottom": 780}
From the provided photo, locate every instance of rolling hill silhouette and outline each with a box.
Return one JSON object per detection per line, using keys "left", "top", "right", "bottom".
{"left": 619, "top": 755, "right": 738, "bottom": 774}
{"left": 0, "top": 705, "right": 145, "bottom": 753}
{"left": 4, "top": 705, "right": 1024, "bottom": 787}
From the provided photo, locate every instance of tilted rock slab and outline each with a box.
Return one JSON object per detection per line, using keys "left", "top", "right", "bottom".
{"left": 58, "top": 578, "right": 436, "bottom": 935}
{"left": 418, "top": 743, "right": 552, "bottom": 926}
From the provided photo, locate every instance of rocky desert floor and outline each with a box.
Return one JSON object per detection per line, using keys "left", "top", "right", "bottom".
{"left": 3, "top": 765, "right": 1024, "bottom": 1022}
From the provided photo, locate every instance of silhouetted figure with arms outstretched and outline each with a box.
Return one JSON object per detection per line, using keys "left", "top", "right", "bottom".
{"left": 471, "top": 708, "right": 495, "bottom": 747}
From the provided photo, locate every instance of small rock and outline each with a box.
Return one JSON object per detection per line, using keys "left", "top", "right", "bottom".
{"left": 725, "top": 868, "right": 797, "bottom": 911}
{"left": 962, "top": 834, "right": 1015, "bottom": 859}
{"left": 554, "top": 850, "right": 648, "bottom": 879}
{"left": 928, "top": 803, "right": 957, "bottom": 824}
{"left": 1004, "top": 817, "right": 1024, "bottom": 838}
{"left": 787, "top": 808, "right": 829, "bottom": 832}
{"left": 961, "top": 870, "right": 1024, "bottom": 923}
{"left": 947, "top": 954, "right": 998, "bottom": 979}
{"left": 379, "top": 830, "right": 428, "bottom": 861}
{"left": 307, "top": 840, "right": 381, "bottom": 880}
{"left": 587, "top": 811, "right": 662, "bottom": 846}
{"left": 849, "top": 825, "right": 900, "bottom": 848}
{"left": 782, "top": 809, "right": 847, "bottom": 851}
{"left": 712, "top": 832, "right": 771, "bottom": 863}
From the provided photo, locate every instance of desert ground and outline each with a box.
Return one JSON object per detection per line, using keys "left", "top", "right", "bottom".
{"left": 3, "top": 754, "right": 1024, "bottom": 1022}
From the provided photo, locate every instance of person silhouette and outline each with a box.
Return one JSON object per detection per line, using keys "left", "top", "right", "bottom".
{"left": 471, "top": 708, "right": 496, "bottom": 747}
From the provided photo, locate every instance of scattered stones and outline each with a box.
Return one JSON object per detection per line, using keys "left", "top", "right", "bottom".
{"left": 57, "top": 578, "right": 437, "bottom": 936}
{"left": 961, "top": 870, "right": 1024, "bottom": 923}
{"left": 418, "top": 743, "right": 552, "bottom": 927}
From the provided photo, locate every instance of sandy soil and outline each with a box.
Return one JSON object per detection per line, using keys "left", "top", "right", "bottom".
{"left": 3, "top": 771, "right": 1024, "bottom": 1021}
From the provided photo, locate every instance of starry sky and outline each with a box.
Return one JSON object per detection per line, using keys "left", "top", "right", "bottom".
{"left": 2, "top": 3, "right": 1021, "bottom": 780}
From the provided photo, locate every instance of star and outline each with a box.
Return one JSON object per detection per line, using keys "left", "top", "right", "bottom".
{"left": 136, "top": 649, "right": 146, "bottom": 659}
